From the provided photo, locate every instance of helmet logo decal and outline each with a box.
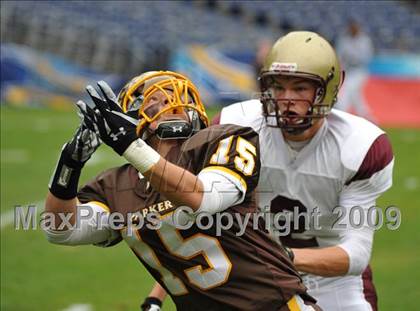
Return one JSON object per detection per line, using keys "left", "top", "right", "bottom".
{"left": 269, "top": 62, "right": 298, "bottom": 72}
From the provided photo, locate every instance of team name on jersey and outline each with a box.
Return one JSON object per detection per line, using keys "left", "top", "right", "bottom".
{"left": 141, "top": 200, "right": 175, "bottom": 217}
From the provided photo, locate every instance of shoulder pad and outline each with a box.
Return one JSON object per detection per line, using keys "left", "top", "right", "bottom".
{"left": 329, "top": 110, "right": 385, "bottom": 172}
{"left": 220, "top": 99, "right": 263, "bottom": 128}
{"left": 182, "top": 124, "right": 257, "bottom": 153}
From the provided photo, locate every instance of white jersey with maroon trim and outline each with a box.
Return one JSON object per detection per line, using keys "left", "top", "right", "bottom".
{"left": 218, "top": 99, "right": 394, "bottom": 311}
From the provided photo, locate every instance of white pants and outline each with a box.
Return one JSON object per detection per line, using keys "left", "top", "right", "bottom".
{"left": 303, "top": 274, "right": 372, "bottom": 311}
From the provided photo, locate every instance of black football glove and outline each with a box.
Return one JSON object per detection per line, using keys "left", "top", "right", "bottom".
{"left": 140, "top": 297, "right": 162, "bottom": 311}
{"left": 49, "top": 100, "right": 101, "bottom": 199}
{"left": 86, "top": 81, "right": 139, "bottom": 156}
{"left": 63, "top": 100, "right": 102, "bottom": 164}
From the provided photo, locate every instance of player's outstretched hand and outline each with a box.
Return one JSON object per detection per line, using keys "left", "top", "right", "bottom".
{"left": 63, "top": 100, "right": 101, "bottom": 165}
{"left": 86, "top": 81, "right": 139, "bottom": 155}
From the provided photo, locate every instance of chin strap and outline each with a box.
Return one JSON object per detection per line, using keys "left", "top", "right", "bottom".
{"left": 282, "top": 119, "right": 313, "bottom": 135}
{"left": 154, "top": 120, "right": 194, "bottom": 140}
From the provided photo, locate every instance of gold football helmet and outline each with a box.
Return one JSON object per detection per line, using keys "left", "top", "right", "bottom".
{"left": 117, "top": 71, "right": 209, "bottom": 138}
{"left": 259, "top": 31, "right": 343, "bottom": 133}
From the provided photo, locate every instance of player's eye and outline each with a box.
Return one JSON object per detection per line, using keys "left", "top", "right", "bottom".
{"left": 294, "top": 82, "right": 314, "bottom": 92}
{"left": 295, "top": 86, "right": 307, "bottom": 92}
{"left": 270, "top": 84, "right": 285, "bottom": 92}
{"left": 148, "top": 95, "right": 159, "bottom": 103}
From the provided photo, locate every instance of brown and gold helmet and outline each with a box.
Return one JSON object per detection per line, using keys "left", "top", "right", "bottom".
{"left": 117, "top": 71, "right": 209, "bottom": 138}
{"left": 259, "top": 31, "right": 343, "bottom": 133}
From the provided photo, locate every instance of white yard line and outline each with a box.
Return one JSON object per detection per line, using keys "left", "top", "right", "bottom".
{"left": 1, "top": 149, "right": 29, "bottom": 163}
{"left": 0, "top": 200, "right": 44, "bottom": 229}
{"left": 61, "top": 304, "right": 93, "bottom": 311}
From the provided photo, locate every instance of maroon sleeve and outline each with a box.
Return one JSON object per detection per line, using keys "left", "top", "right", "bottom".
{"left": 346, "top": 134, "right": 393, "bottom": 185}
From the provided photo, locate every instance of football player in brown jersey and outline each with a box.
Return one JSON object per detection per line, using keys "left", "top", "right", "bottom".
{"left": 44, "top": 71, "right": 320, "bottom": 311}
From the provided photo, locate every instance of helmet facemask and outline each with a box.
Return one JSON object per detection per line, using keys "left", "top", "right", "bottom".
{"left": 118, "top": 71, "right": 208, "bottom": 141}
{"left": 259, "top": 71, "right": 334, "bottom": 135}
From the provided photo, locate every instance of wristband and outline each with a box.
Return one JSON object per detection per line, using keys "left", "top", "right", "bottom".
{"left": 141, "top": 296, "right": 162, "bottom": 311}
{"left": 284, "top": 246, "right": 295, "bottom": 262}
{"left": 48, "top": 144, "right": 84, "bottom": 200}
{"left": 123, "top": 139, "right": 161, "bottom": 173}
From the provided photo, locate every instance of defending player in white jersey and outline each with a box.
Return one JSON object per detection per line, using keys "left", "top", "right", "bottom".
{"left": 214, "top": 31, "right": 394, "bottom": 311}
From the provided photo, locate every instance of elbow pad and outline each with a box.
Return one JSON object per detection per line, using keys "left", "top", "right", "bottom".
{"left": 195, "top": 170, "right": 245, "bottom": 215}
{"left": 44, "top": 203, "right": 116, "bottom": 246}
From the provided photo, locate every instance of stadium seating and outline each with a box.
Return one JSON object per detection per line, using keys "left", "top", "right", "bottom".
{"left": 217, "top": 0, "right": 420, "bottom": 51}
{"left": 1, "top": 1, "right": 419, "bottom": 75}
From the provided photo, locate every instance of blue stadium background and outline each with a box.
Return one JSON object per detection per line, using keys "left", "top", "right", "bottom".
{"left": 1, "top": 0, "right": 419, "bottom": 125}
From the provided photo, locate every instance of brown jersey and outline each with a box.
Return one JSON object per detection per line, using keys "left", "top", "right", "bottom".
{"left": 78, "top": 124, "right": 313, "bottom": 311}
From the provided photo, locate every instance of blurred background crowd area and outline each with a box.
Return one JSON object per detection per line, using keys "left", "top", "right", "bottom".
{"left": 1, "top": 0, "right": 420, "bottom": 126}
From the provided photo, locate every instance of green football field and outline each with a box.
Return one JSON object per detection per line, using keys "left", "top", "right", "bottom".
{"left": 1, "top": 106, "right": 419, "bottom": 311}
